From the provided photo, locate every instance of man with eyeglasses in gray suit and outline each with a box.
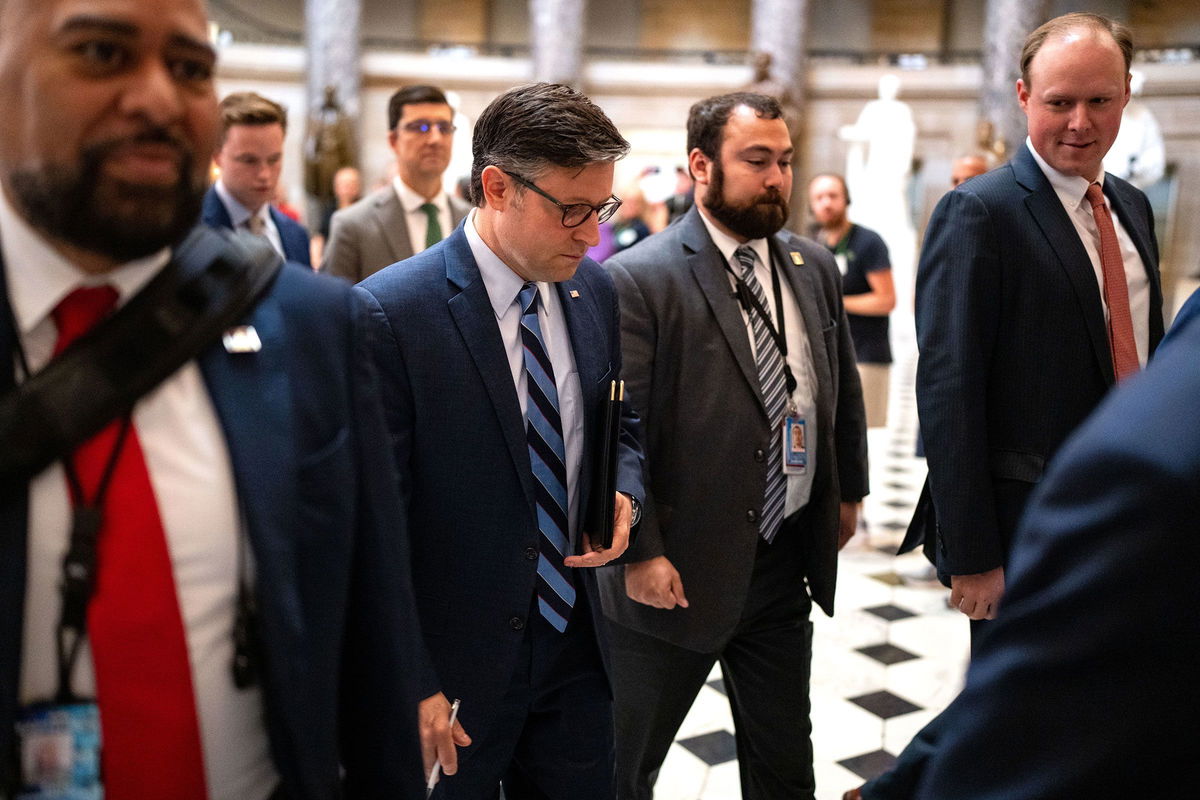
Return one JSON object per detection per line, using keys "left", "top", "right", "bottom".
{"left": 323, "top": 85, "right": 469, "bottom": 282}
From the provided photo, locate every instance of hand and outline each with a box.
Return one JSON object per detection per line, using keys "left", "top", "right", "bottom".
{"left": 565, "top": 492, "right": 631, "bottom": 568}
{"left": 950, "top": 566, "right": 1005, "bottom": 620}
{"left": 418, "top": 692, "right": 471, "bottom": 781}
{"left": 625, "top": 555, "right": 688, "bottom": 609}
{"left": 837, "top": 502, "right": 858, "bottom": 550}
{"left": 843, "top": 788, "right": 864, "bottom": 800}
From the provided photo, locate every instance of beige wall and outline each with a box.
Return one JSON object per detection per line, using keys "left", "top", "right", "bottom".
{"left": 870, "top": 0, "right": 945, "bottom": 52}
{"left": 638, "top": 0, "right": 749, "bottom": 51}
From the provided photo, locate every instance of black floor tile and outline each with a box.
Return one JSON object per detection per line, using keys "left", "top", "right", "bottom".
{"left": 848, "top": 690, "right": 923, "bottom": 719}
{"left": 863, "top": 603, "right": 917, "bottom": 621}
{"left": 705, "top": 678, "right": 727, "bottom": 696}
{"left": 856, "top": 642, "right": 920, "bottom": 665}
{"left": 839, "top": 749, "right": 898, "bottom": 780}
{"left": 677, "top": 729, "right": 737, "bottom": 766}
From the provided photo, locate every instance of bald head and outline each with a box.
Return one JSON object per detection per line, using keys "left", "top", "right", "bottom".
{"left": 951, "top": 155, "right": 988, "bottom": 187}
{"left": 1020, "top": 12, "right": 1132, "bottom": 88}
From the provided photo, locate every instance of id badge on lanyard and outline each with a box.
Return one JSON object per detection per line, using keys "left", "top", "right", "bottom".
{"left": 15, "top": 702, "right": 102, "bottom": 799}
{"left": 783, "top": 400, "right": 808, "bottom": 475}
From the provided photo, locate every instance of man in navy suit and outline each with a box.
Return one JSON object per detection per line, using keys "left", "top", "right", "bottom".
{"left": 202, "top": 92, "right": 312, "bottom": 268}
{"left": 357, "top": 82, "right": 645, "bottom": 799}
{"left": 0, "top": 0, "right": 433, "bottom": 796}
{"left": 848, "top": 292, "right": 1200, "bottom": 799}
{"left": 903, "top": 12, "right": 1162, "bottom": 630}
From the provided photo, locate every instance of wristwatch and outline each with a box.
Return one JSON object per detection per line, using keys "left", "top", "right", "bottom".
{"left": 622, "top": 493, "right": 642, "bottom": 527}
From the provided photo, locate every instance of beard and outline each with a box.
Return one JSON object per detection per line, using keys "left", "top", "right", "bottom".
{"left": 703, "top": 159, "right": 789, "bottom": 241}
{"left": 9, "top": 128, "right": 205, "bottom": 263}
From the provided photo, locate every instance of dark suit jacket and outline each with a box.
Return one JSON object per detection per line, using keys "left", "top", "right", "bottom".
{"left": 866, "top": 289, "right": 1200, "bottom": 800}
{"left": 355, "top": 226, "right": 645, "bottom": 752}
{"left": 905, "top": 145, "right": 1163, "bottom": 576}
{"left": 203, "top": 186, "right": 312, "bottom": 269}
{"left": 597, "top": 206, "right": 868, "bottom": 653}
{"left": 321, "top": 186, "right": 470, "bottom": 282}
{"left": 0, "top": 239, "right": 435, "bottom": 798}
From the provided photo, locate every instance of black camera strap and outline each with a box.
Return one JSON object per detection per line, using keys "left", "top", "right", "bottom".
{"left": 0, "top": 225, "right": 283, "bottom": 485}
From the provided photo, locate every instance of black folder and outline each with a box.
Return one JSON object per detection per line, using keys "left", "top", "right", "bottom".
{"left": 586, "top": 379, "right": 623, "bottom": 548}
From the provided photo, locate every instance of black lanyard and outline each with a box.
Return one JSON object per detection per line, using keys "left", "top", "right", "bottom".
{"left": 5, "top": 291, "right": 261, "bottom": 700}
{"left": 727, "top": 250, "right": 798, "bottom": 395}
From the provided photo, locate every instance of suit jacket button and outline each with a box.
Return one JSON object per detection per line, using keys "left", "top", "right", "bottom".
{"left": 754, "top": 449, "right": 765, "bottom": 462}
{"left": 524, "top": 546, "right": 538, "bottom": 560}
{"left": 510, "top": 616, "right": 525, "bottom": 631}
{"left": 746, "top": 509, "right": 758, "bottom": 522}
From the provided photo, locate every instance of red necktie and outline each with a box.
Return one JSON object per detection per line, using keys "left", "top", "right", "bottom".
{"left": 1084, "top": 182, "right": 1140, "bottom": 382}
{"left": 53, "top": 287, "right": 208, "bottom": 800}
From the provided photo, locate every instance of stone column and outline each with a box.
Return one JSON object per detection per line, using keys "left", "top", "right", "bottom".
{"left": 531, "top": 0, "right": 585, "bottom": 86}
{"left": 981, "top": 0, "right": 1050, "bottom": 160}
{"left": 304, "top": 0, "right": 362, "bottom": 213}
{"left": 749, "top": 0, "right": 810, "bottom": 231}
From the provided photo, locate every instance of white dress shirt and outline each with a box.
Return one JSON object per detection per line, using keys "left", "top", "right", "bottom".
{"left": 1026, "top": 139, "right": 1152, "bottom": 367}
{"left": 214, "top": 180, "right": 285, "bottom": 261}
{"left": 698, "top": 208, "right": 818, "bottom": 514}
{"left": 464, "top": 210, "right": 586, "bottom": 544}
{"left": 394, "top": 177, "right": 453, "bottom": 255}
{"left": 1, "top": 186, "right": 277, "bottom": 800}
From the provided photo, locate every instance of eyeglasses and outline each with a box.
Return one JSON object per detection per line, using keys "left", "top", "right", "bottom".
{"left": 504, "top": 171, "right": 622, "bottom": 228}
{"left": 402, "top": 119, "right": 456, "bottom": 136}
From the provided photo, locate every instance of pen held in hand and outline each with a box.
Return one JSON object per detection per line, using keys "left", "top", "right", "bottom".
{"left": 425, "top": 698, "right": 461, "bottom": 798}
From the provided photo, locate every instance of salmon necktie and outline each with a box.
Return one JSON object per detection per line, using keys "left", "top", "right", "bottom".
{"left": 1084, "top": 182, "right": 1139, "bottom": 382}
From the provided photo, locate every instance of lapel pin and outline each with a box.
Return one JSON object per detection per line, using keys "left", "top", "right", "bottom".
{"left": 790, "top": 251, "right": 804, "bottom": 266}
{"left": 569, "top": 289, "right": 581, "bottom": 299}
{"left": 222, "top": 325, "right": 262, "bottom": 354}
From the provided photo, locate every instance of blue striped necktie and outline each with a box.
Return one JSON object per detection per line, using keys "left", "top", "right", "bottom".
{"left": 736, "top": 246, "right": 787, "bottom": 542}
{"left": 518, "top": 282, "right": 576, "bottom": 632}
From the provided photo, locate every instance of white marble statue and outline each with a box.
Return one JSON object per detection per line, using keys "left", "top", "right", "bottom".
{"left": 1104, "top": 70, "right": 1166, "bottom": 189}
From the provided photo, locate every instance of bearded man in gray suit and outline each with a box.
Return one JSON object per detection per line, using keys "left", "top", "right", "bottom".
{"left": 322, "top": 85, "right": 469, "bottom": 281}
{"left": 599, "top": 92, "right": 868, "bottom": 800}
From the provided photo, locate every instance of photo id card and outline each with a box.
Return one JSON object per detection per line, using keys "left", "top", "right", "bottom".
{"left": 15, "top": 702, "right": 102, "bottom": 799}
{"left": 783, "top": 415, "right": 807, "bottom": 475}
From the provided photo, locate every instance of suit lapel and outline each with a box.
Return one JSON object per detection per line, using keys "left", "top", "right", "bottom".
{"left": 443, "top": 232, "right": 536, "bottom": 508}
{"left": 202, "top": 187, "right": 234, "bottom": 231}
{"left": 197, "top": 291, "right": 306, "bottom": 652}
{"left": 375, "top": 190, "right": 414, "bottom": 263}
{"left": 772, "top": 237, "right": 833, "bottom": 423}
{"left": 1104, "top": 179, "right": 1165, "bottom": 351}
{"left": 1013, "top": 148, "right": 1115, "bottom": 384}
{"left": 681, "top": 211, "right": 764, "bottom": 414}
{"left": 556, "top": 272, "right": 606, "bottom": 543}
{"left": 0, "top": 260, "right": 29, "bottom": 741}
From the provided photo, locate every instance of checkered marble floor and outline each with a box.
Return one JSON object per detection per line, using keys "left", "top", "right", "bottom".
{"left": 652, "top": 348, "right": 971, "bottom": 800}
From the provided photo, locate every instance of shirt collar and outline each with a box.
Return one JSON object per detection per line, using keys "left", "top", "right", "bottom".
{"left": 1025, "top": 137, "right": 1106, "bottom": 211}
{"left": 0, "top": 182, "right": 169, "bottom": 337}
{"left": 696, "top": 205, "right": 773, "bottom": 271}
{"left": 393, "top": 176, "right": 448, "bottom": 216}
{"left": 464, "top": 208, "right": 549, "bottom": 319}
{"left": 214, "top": 179, "right": 270, "bottom": 229}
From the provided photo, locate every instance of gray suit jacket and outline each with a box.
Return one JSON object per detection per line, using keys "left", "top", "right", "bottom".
{"left": 598, "top": 207, "right": 868, "bottom": 653}
{"left": 321, "top": 184, "right": 469, "bottom": 282}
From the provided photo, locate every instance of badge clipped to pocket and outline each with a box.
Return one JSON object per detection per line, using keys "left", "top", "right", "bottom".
{"left": 783, "top": 414, "right": 807, "bottom": 475}
{"left": 15, "top": 702, "right": 102, "bottom": 799}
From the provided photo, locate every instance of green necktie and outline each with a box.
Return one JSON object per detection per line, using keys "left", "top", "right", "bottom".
{"left": 421, "top": 202, "right": 442, "bottom": 249}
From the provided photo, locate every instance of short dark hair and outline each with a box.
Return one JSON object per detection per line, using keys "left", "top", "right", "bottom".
{"left": 1021, "top": 12, "right": 1133, "bottom": 87}
{"left": 217, "top": 92, "right": 287, "bottom": 146}
{"left": 687, "top": 92, "right": 783, "bottom": 164}
{"left": 387, "top": 85, "right": 450, "bottom": 131}
{"left": 808, "top": 172, "right": 851, "bottom": 206}
{"left": 470, "top": 83, "right": 630, "bottom": 207}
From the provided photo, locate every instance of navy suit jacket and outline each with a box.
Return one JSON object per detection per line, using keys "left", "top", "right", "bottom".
{"left": 0, "top": 236, "right": 434, "bottom": 798}
{"left": 355, "top": 224, "right": 645, "bottom": 753}
{"left": 203, "top": 186, "right": 312, "bottom": 268}
{"left": 906, "top": 145, "right": 1163, "bottom": 576}
{"left": 866, "top": 289, "right": 1200, "bottom": 799}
